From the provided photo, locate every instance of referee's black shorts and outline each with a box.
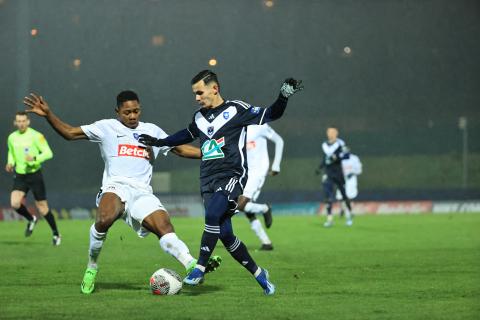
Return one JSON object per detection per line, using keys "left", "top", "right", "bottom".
{"left": 12, "top": 170, "right": 47, "bottom": 201}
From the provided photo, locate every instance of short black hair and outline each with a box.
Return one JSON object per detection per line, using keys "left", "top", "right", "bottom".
{"left": 116, "top": 90, "right": 139, "bottom": 108}
{"left": 191, "top": 70, "right": 219, "bottom": 87}
{"left": 16, "top": 111, "right": 28, "bottom": 118}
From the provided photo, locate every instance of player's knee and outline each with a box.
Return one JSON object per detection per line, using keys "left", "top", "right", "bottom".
{"left": 36, "top": 204, "right": 49, "bottom": 215}
{"left": 219, "top": 232, "right": 235, "bottom": 248}
{"left": 10, "top": 200, "right": 21, "bottom": 210}
{"left": 95, "top": 213, "right": 116, "bottom": 232}
{"left": 205, "top": 213, "right": 221, "bottom": 226}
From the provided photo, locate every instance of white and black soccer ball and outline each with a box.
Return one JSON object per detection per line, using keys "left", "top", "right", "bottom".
{"left": 149, "top": 268, "right": 183, "bottom": 295}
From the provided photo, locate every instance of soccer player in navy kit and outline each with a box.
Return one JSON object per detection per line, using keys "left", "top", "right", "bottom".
{"left": 140, "top": 70, "right": 302, "bottom": 295}
{"left": 316, "top": 127, "right": 353, "bottom": 227}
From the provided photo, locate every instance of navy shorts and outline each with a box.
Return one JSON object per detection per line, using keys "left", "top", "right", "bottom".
{"left": 12, "top": 170, "right": 47, "bottom": 201}
{"left": 201, "top": 176, "right": 243, "bottom": 214}
{"left": 323, "top": 174, "right": 346, "bottom": 201}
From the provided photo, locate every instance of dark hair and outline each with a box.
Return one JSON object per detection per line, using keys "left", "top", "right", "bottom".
{"left": 16, "top": 111, "right": 29, "bottom": 118}
{"left": 116, "top": 90, "right": 139, "bottom": 108}
{"left": 191, "top": 70, "right": 219, "bottom": 87}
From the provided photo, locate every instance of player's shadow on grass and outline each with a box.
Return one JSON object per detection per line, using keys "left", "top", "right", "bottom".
{"left": 0, "top": 240, "right": 43, "bottom": 246}
{"left": 181, "top": 285, "right": 222, "bottom": 296}
{"left": 97, "top": 282, "right": 145, "bottom": 291}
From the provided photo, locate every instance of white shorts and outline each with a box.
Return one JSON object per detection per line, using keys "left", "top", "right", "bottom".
{"left": 336, "top": 176, "right": 358, "bottom": 200}
{"left": 96, "top": 182, "right": 166, "bottom": 238}
{"left": 243, "top": 173, "right": 266, "bottom": 201}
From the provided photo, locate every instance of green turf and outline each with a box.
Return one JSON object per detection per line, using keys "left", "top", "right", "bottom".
{"left": 0, "top": 214, "right": 479, "bottom": 320}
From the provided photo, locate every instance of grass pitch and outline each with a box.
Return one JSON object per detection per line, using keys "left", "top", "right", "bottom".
{"left": 0, "top": 214, "right": 479, "bottom": 320}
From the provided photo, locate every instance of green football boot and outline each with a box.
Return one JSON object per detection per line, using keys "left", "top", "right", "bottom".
{"left": 186, "top": 259, "right": 197, "bottom": 276}
{"left": 185, "top": 255, "right": 222, "bottom": 276}
{"left": 205, "top": 255, "right": 222, "bottom": 274}
{"left": 81, "top": 267, "right": 98, "bottom": 294}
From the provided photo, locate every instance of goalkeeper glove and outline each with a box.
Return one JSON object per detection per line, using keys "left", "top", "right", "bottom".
{"left": 280, "top": 78, "right": 304, "bottom": 98}
{"left": 138, "top": 134, "right": 166, "bottom": 147}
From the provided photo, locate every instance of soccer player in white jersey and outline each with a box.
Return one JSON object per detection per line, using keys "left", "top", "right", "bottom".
{"left": 336, "top": 153, "right": 362, "bottom": 216}
{"left": 23, "top": 91, "right": 220, "bottom": 294}
{"left": 237, "top": 123, "right": 284, "bottom": 251}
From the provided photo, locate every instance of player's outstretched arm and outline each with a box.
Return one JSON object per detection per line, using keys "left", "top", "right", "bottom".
{"left": 23, "top": 93, "right": 87, "bottom": 141}
{"left": 139, "top": 129, "right": 195, "bottom": 147}
{"left": 263, "top": 78, "right": 303, "bottom": 123}
{"left": 267, "top": 129, "right": 284, "bottom": 174}
{"left": 171, "top": 144, "right": 202, "bottom": 159}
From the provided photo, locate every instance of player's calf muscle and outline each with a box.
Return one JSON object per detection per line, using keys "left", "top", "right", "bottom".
{"left": 142, "top": 211, "right": 174, "bottom": 237}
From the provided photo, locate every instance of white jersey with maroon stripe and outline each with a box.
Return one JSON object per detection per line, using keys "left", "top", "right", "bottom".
{"left": 81, "top": 119, "right": 170, "bottom": 191}
{"left": 246, "top": 124, "right": 283, "bottom": 176}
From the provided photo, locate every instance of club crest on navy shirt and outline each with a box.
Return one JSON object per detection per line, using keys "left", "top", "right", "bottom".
{"left": 207, "top": 126, "right": 214, "bottom": 136}
{"left": 223, "top": 111, "right": 230, "bottom": 119}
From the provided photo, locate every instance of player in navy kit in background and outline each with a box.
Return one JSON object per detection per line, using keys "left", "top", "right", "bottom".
{"left": 316, "top": 127, "right": 353, "bottom": 227}
{"left": 140, "top": 70, "right": 303, "bottom": 295}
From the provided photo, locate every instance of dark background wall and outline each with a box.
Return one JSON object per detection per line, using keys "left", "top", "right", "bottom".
{"left": 1, "top": 0, "right": 479, "bottom": 203}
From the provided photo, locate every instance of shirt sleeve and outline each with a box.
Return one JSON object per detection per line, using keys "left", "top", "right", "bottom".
{"left": 7, "top": 136, "right": 15, "bottom": 166}
{"left": 80, "top": 120, "right": 107, "bottom": 143}
{"left": 233, "top": 100, "right": 268, "bottom": 126}
{"left": 154, "top": 126, "right": 172, "bottom": 157}
{"left": 351, "top": 155, "right": 362, "bottom": 175}
{"left": 264, "top": 125, "right": 284, "bottom": 172}
{"left": 187, "top": 116, "right": 200, "bottom": 138}
{"left": 34, "top": 133, "right": 53, "bottom": 164}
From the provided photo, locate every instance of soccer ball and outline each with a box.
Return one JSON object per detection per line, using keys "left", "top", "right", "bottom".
{"left": 149, "top": 268, "right": 183, "bottom": 295}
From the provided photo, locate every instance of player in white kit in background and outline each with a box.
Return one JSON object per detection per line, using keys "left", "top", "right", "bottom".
{"left": 237, "top": 123, "right": 284, "bottom": 251}
{"left": 23, "top": 91, "right": 220, "bottom": 294}
{"left": 336, "top": 153, "right": 362, "bottom": 216}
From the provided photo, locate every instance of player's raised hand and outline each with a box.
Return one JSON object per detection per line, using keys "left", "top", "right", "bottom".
{"left": 269, "top": 170, "right": 279, "bottom": 176}
{"left": 23, "top": 93, "right": 51, "bottom": 117}
{"left": 139, "top": 134, "right": 166, "bottom": 147}
{"left": 280, "top": 78, "right": 304, "bottom": 98}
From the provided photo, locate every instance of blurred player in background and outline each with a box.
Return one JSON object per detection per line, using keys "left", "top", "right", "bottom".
{"left": 237, "top": 123, "right": 284, "bottom": 251}
{"left": 5, "top": 111, "right": 61, "bottom": 245}
{"left": 139, "top": 70, "right": 303, "bottom": 294}
{"left": 316, "top": 127, "right": 353, "bottom": 227}
{"left": 336, "top": 153, "right": 362, "bottom": 216}
{"left": 23, "top": 91, "right": 220, "bottom": 294}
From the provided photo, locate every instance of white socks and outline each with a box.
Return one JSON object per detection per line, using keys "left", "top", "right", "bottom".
{"left": 245, "top": 202, "right": 269, "bottom": 214}
{"left": 88, "top": 228, "right": 194, "bottom": 271}
{"left": 344, "top": 205, "right": 352, "bottom": 220}
{"left": 88, "top": 224, "right": 106, "bottom": 269}
{"left": 159, "top": 232, "right": 195, "bottom": 269}
{"left": 250, "top": 219, "right": 271, "bottom": 245}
